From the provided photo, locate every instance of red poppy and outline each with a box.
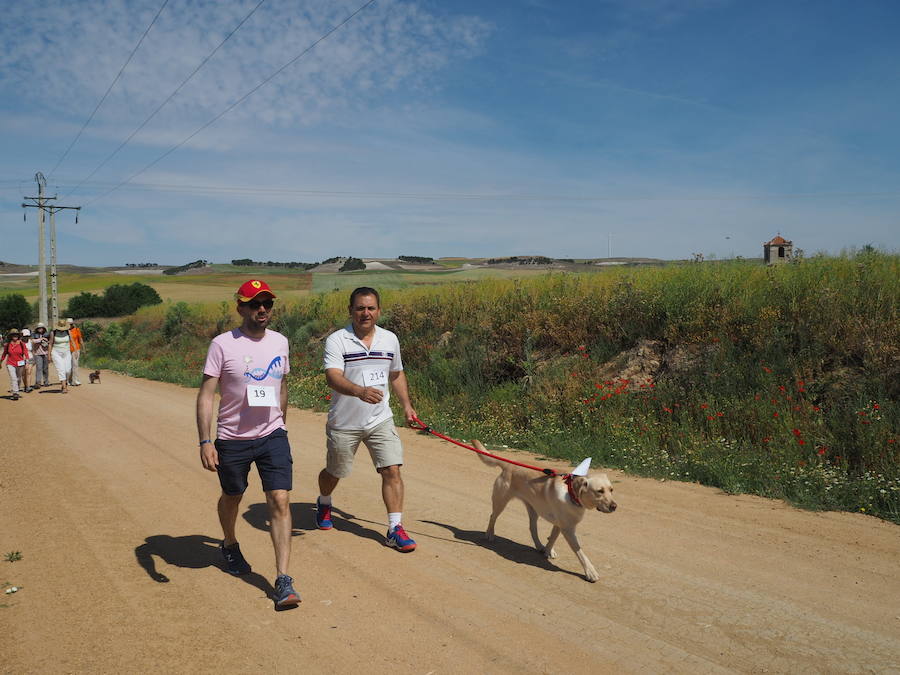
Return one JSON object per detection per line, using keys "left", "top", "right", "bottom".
{"left": 324, "top": 394, "right": 332, "bottom": 400}
{"left": 817, "top": 447, "right": 827, "bottom": 456}
{"left": 707, "top": 415, "right": 714, "bottom": 421}
{"left": 762, "top": 366, "right": 772, "bottom": 373}
{"left": 773, "top": 412, "right": 779, "bottom": 418}
{"left": 663, "top": 407, "right": 673, "bottom": 413}
{"left": 716, "top": 412, "right": 724, "bottom": 417}
{"left": 792, "top": 428, "right": 801, "bottom": 436}
{"left": 700, "top": 403, "right": 708, "bottom": 409}
{"left": 797, "top": 439, "right": 806, "bottom": 445}
{"left": 872, "top": 403, "right": 880, "bottom": 410}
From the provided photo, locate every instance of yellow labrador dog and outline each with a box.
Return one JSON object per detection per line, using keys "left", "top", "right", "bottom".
{"left": 473, "top": 440, "right": 617, "bottom": 582}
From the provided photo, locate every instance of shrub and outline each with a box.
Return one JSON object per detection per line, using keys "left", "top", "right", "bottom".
{"left": 0, "top": 294, "right": 33, "bottom": 330}
{"left": 339, "top": 257, "right": 366, "bottom": 272}
{"left": 66, "top": 282, "right": 162, "bottom": 318}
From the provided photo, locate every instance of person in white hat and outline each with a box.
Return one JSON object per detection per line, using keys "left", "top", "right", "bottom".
{"left": 19, "top": 328, "right": 34, "bottom": 393}
{"left": 31, "top": 323, "right": 50, "bottom": 388}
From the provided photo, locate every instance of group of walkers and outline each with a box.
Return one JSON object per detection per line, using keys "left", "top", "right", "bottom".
{"left": 196, "top": 280, "right": 417, "bottom": 609}
{"left": 1, "top": 318, "right": 84, "bottom": 400}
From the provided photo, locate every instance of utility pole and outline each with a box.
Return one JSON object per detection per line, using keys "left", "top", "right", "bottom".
{"left": 22, "top": 173, "right": 52, "bottom": 325}
{"left": 23, "top": 175, "right": 80, "bottom": 326}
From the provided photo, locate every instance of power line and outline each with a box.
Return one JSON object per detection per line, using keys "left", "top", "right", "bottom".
{"left": 48, "top": 180, "right": 900, "bottom": 203}
{"left": 47, "top": 0, "right": 171, "bottom": 180}
{"left": 62, "top": 0, "right": 267, "bottom": 200}
{"left": 85, "top": 0, "right": 377, "bottom": 208}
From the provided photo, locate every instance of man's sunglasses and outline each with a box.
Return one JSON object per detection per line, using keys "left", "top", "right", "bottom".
{"left": 242, "top": 299, "right": 274, "bottom": 310}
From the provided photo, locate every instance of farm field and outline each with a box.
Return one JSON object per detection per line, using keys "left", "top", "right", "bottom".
{"left": 0, "top": 260, "right": 599, "bottom": 306}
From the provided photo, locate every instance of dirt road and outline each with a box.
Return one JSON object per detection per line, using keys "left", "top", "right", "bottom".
{"left": 2, "top": 372, "right": 898, "bottom": 674}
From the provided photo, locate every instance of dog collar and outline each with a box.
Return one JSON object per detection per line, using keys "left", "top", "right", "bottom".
{"left": 563, "top": 473, "right": 582, "bottom": 507}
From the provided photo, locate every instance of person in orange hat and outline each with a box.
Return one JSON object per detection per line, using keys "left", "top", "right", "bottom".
{"left": 195, "top": 279, "right": 300, "bottom": 609}
{"left": 67, "top": 318, "right": 84, "bottom": 386}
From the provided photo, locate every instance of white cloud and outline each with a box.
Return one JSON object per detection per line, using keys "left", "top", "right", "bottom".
{"left": 0, "top": 0, "right": 491, "bottom": 130}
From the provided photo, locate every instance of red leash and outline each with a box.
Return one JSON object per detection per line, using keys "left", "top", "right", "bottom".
{"left": 409, "top": 416, "right": 562, "bottom": 477}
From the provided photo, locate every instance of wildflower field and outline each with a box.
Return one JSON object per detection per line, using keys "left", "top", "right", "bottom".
{"left": 83, "top": 251, "right": 900, "bottom": 522}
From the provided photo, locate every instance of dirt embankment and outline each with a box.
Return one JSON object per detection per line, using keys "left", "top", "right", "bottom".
{"left": 1, "top": 372, "right": 898, "bottom": 673}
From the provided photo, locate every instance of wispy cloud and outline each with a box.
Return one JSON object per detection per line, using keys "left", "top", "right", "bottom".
{"left": 0, "top": 0, "right": 491, "bottom": 142}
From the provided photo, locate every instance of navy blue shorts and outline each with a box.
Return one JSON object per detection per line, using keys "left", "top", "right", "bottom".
{"left": 214, "top": 428, "right": 292, "bottom": 495}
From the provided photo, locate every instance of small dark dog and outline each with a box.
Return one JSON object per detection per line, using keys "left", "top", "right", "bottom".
{"left": 89, "top": 370, "right": 101, "bottom": 384}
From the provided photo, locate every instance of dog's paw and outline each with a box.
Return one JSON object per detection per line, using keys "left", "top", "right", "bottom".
{"left": 584, "top": 566, "right": 600, "bottom": 583}
{"left": 540, "top": 547, "right": 558, "bottom": 559}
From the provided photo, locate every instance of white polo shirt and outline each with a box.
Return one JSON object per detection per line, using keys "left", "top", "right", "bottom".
{"left": 323, "top": 324, "right": 403, "bottom": 430}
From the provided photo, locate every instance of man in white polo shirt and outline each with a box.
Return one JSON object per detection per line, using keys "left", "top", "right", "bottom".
{"left": 316, "top": 287, "right": 419, "bottom": 552}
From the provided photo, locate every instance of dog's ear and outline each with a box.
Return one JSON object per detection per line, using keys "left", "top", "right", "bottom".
{"left": 572, "top": 475, "right": 589, "bottom": 498}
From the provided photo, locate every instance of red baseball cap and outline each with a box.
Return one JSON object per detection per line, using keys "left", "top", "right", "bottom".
{"left": 236, "top": 279, "right": 276, "bottom": 302}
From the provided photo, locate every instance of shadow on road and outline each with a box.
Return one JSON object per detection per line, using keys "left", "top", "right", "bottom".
{"left": 420, "top": 519, "right": 582, "bottom": 579}
{"left": 134, "top": 533, "right": 272, "bottom": 596}
{"left": 243, "top": 502, "right": 386, "bottom": 546}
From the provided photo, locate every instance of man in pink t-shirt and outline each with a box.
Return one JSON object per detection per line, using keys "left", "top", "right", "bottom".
{"left": 196, "top": 279, "right": 300, "bottom": 609}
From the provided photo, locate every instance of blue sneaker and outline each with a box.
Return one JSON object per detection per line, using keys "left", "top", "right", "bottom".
{"left": 273, "top": 574, "right": 301, "bottom": 608}
{"left": 220, "top": 542, "right": 251, "bottom": 575}
{"left": 385, "top": 524, "right": 416, "bottom": 552}
{"left": 316, "top": 498, "right": 333, "bottom": 530}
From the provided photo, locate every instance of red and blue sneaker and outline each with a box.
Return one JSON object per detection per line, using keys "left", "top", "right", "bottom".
{"left": 273, "top": 574, "right": 301, "bottom": 608}
{"left": 385, "top": 524, "right": 416, "bottom": 552}
{"left": 315, "top": 498, "right": 333, "bottom": 530}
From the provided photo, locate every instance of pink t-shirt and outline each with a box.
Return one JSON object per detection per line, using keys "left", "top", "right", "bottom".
{"left": 203, "top": 328, "right": 290, "bottom": 441}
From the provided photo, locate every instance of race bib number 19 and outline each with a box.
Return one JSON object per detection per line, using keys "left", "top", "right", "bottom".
{"left": 247, "top": 385, "right": 277, "bottom": 407}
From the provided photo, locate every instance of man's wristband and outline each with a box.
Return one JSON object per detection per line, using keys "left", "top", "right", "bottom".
{"left": 199, "top": 439, "right": 212, "bottom": 446}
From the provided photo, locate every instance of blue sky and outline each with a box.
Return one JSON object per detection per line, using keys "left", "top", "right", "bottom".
{"left": 1, "top": 0, "right": 898, "bottom": 266}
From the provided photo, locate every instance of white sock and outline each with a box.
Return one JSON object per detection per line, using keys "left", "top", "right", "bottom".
{"left": 388, "top": 512, "right": 402, "bottom": 530}
{"left": 318, "top": 495, "right": 332, "bottom": 506}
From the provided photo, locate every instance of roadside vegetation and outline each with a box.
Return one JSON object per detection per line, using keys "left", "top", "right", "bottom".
{"left": 66, "top": 282, "right": 162, "bottom": 318}
{"left": 82, "top": 251, "right": 899, "bottom": 523}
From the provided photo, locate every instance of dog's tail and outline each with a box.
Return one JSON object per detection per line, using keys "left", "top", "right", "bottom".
{"left": 472, "top": 440, "right": 506, "bottom": 470}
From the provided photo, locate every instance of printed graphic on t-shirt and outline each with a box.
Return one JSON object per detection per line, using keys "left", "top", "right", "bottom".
{"left": 243, "top": 355, "right": 285, "bottom": 381}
